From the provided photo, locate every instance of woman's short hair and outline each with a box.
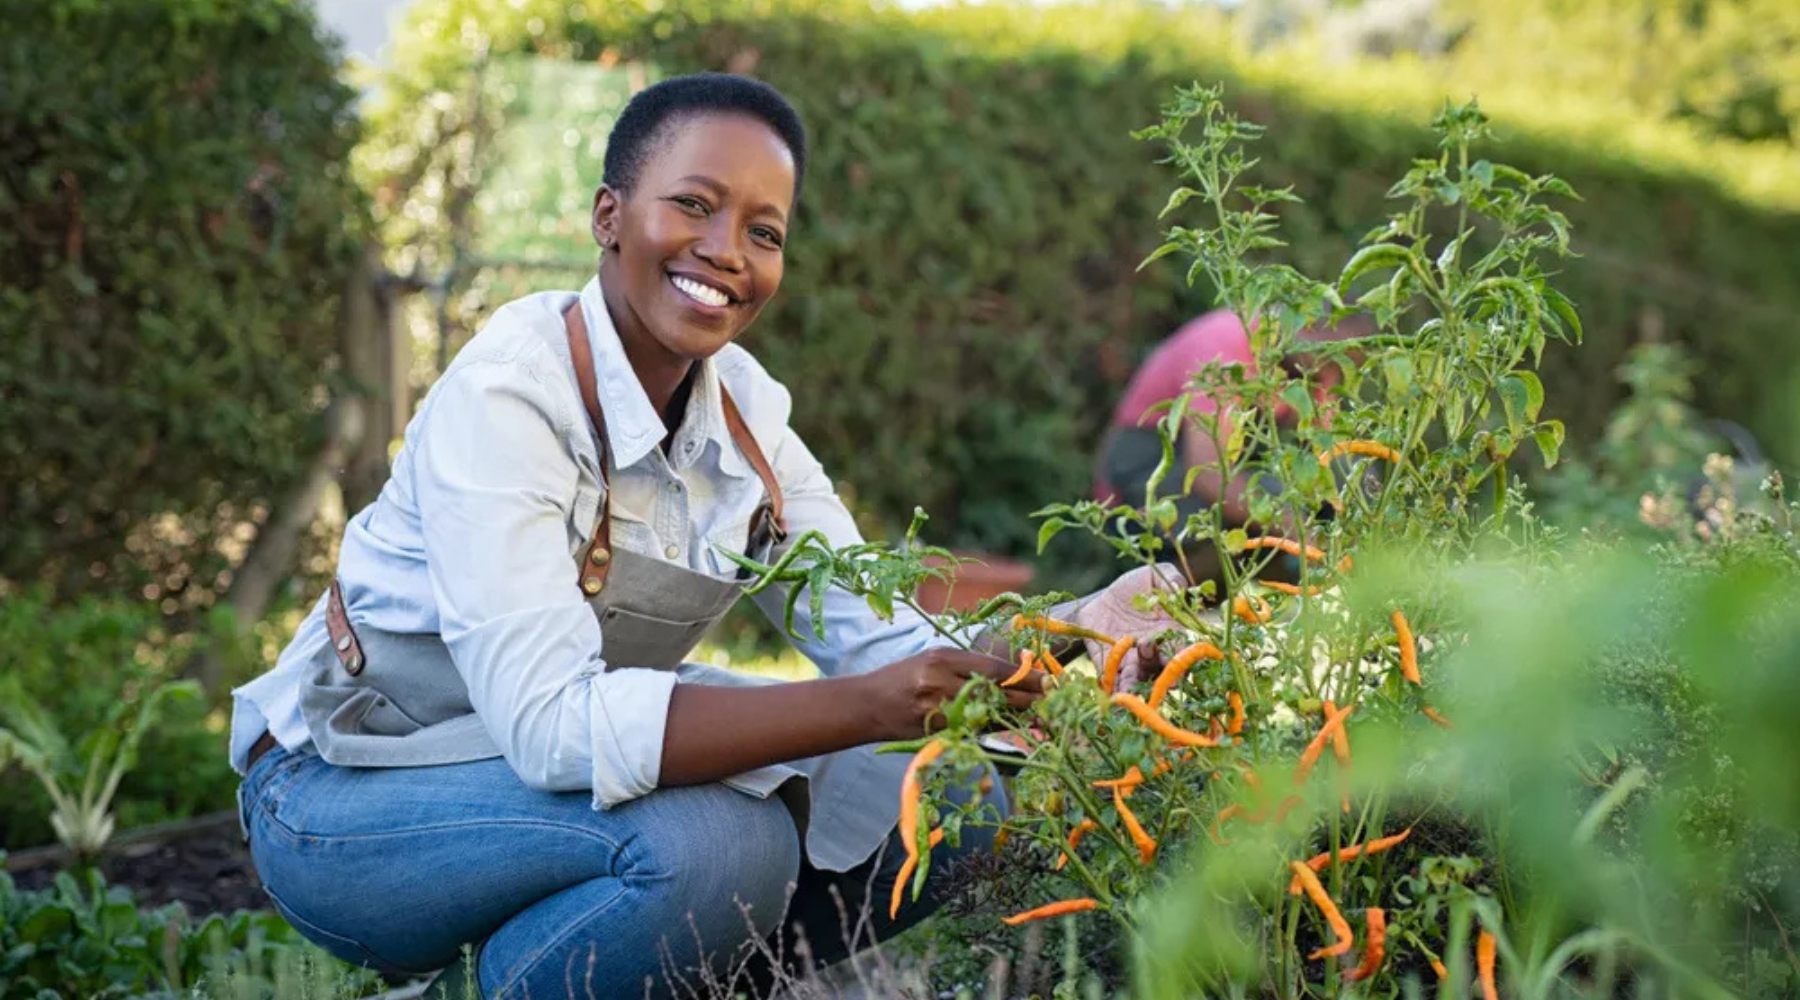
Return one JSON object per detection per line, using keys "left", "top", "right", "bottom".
{"left": 603, "top": 72, "right": 809, "bottom": 201}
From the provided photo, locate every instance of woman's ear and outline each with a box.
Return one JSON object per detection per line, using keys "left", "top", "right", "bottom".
{"left": 591, "top": 184, "right": 622, "bottom": 250}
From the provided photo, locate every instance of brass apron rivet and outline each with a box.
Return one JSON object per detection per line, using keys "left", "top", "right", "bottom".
{"left": 582, "top": 577, "right": 603, "bottom": 596}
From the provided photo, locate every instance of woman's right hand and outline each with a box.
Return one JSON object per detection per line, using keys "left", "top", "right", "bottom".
{"left": 866, "top": 646, "right": 1043, "bottom": 741}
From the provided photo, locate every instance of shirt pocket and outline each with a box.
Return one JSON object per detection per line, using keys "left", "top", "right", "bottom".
{"left": 607, "top": 507, "right": 656, "bottom": 558}
{"left": 703, "top": 512, "right": 761, "bottom": 580}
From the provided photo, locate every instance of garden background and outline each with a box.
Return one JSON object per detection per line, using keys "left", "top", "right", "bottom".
{"left": 3, "top": 0, "right": 1799, "bottom": 996}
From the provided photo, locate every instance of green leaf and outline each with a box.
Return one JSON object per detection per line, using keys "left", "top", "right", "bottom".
{"left": 1533, "top": 420, "right": 1565, "bottom": 468}
{"left": 1383, "top": 355, "right": 1415, "bottom": 402}
{"left": 1498, "top": 370, "right": 1544, "bottom": 432}
{"left": 1037, "top": 517, "right": 1068, "bottom": 554}
{"left": 18, "top": 903, "right": 75, "bottom": 944}
{"left": 1543, "top": 288, "right": 1583, "bottom": 344}
{"left": 98, "top": 900, "right": 140, "bottom": 938}
{"left": 1136, "top": 240, "right": 1180, "bottom": 273}
{"left": 1157, "top": 186, "right": 1201, "bottom": 219}
{"left": 1150, "top": 499, "right": 1179, "bottom": 533}
{"left": 1336, "top": 243, "right": 1414, "bottom": 296}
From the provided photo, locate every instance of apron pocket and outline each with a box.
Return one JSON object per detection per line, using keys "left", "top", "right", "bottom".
{"left": 354, "top": 690, "right": 428, "bottom": 737}
{"left": 599, "top": 605, "right": 717, "bottom": 671}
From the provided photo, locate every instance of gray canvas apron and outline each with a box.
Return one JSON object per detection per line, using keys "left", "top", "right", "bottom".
{"left": 296, "top": 301, "right": 909, "bottom": 872}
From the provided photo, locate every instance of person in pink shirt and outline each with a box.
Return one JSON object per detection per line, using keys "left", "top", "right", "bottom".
{"left": 1093, "top": 308, "right": 1370, "bottom": 575}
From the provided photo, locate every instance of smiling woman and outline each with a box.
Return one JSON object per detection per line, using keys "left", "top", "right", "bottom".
{"left": 226, "top": 72, "right": 1186, "bottom": 1000}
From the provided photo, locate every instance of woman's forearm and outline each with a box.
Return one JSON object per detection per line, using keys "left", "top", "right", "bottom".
{"left": 658, "top": 674, "right": 889, "bottom": 786}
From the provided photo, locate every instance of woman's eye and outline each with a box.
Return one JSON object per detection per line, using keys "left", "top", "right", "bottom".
{"left": 752, "top": 226, "right": 785, "bottom": 248}
{"left": 671, "top": 195, "right": 708, "bottom": 214}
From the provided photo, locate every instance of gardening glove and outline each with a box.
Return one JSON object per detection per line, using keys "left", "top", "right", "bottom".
{"left": 1067, "top": 562, "right": 1186, "bottom": 693}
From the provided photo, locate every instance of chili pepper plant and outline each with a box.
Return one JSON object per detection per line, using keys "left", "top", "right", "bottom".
{"left": 730, "top": 90, "right": 1765, "bottom": 998}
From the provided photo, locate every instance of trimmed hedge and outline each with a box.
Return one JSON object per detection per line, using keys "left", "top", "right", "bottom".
{"left": 0, "top": 0, "right": 366, "bottom": 603}
{"left": 363, "top": 0, "right": 1800, "bottom": 564}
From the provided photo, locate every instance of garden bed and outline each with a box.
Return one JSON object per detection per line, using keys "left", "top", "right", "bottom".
{"left": 6, "top": 810, "right": 266, "bottom": 917}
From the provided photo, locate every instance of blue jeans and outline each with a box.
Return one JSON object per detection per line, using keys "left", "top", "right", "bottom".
{"left": 237, "top": 746, "right": 1005, "bottom": 999}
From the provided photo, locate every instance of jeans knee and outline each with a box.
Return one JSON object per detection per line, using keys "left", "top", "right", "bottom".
{"left": 623, "top": 785, "right": 801, "bottom": 939}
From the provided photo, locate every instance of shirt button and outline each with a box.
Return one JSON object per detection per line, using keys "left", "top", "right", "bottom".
{"left": 665, "top": 545, "right": 680, "bottom": 559}
{"left": 668, "top": 481, "right": 680, "bottom": 493}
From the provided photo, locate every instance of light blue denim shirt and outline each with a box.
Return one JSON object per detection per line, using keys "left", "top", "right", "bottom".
{"left": 230, "top": 278, "right": 953, "bottom": 807}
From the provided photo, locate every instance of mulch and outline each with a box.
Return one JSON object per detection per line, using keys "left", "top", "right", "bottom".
{"left": 7, "top": 811, "right": 270, "bottom": 916}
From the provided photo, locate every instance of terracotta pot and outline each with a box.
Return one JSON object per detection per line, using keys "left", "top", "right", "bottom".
{"left": 913, "top": 550, "right": 1036, "bottom": 615}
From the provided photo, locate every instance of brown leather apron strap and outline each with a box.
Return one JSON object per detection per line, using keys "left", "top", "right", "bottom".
{"left": 564, "top": 303, "right": 616, "bottom": 595}
{"left": 720, "top": 387, "right": 787, "bottom": 545}
{"left": 326, "top": 579, "right": 365, "bottom": 676}
{"left": 562, "top": 298, "right": 787, "bottom": 595}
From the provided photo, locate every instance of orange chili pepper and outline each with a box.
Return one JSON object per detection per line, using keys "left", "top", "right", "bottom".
{"left": 1288, "top": 828, "right": 1414, "bottom": 894}
{"left": 1011, "top": 614, "right": 1117, "bottom": 646}
{"left": 1271, "top": 793, "right": 1304, "bottom": 823}
{"left": 1318, "top": 439, "right": 1403, "bottom": 467}
{"left": 1231, "top": 594, "right": 1272, "bottom": 624}
{"left": 1054, "top": 818, "right": 1099, "bottom": 871}
{"left": 1323, "top": 698, "right": 1352, "bottom": 813}
{"left": 999, "top": 649, "right": 1037, "bottom": 688}
{"left": 1288, "top": 862, "right": 1354, "bottom": 959}
{"left": 888, "top": 826, "right": 945, "bottom": 918}
{"left": 1263, "top": 580, "right": 1329, "bottom": 598}
{"left": 1036, "top": 646, "right": 1065, "bottom": 677}
{"left": 992, "top": 827, "right": 1010, "bottom": 854}
{"left": 1227, "top": 691, "right": 1246, "bottom": 735}
{"left": 1322, "top": 700, "right": 1352, "bottom": 765}
{"left": 1477, "top": 930, "right": 1499, "bottom": 1000}
{"left": 1209, "top": 804, "right": 1241, "bottom": 846}
{"left": 1113, "top": 693, "right": 1220, "bottom": 747}
{"left": 1392, "top": 609, "right": 1422, "bottom": 684}
{"left": 1099, "top": 635, "right": 1133, "bottom": 693}
{"left": 1294, "top": 703, "right": 1356, "bottom": 784}
{"left": 1345, "top": 907, "right": 1387, "bottom": 982}
{"left": 1001, "top": 898, "right": 1099, "bottom": 926}
{"left": 1240, "top": 535, "right": 1328, "bottom": 564}
{"left": 899, "top": 739, "right": 948, "bottom": 861}
{"left": 1093, "top": 766, "right": 1145, "bottom": 794}
{"left": 1430, "top": 958, "right": 1450, "bottom": 981}
{"left": 1422, "top": 706, "right": 1455, "bottom": 729}
{"left": 1114, "top": 787, "right": 1157, "bottom": 864}
{"left": 1147, "top": 640, "right": 1227, "bottom": 708}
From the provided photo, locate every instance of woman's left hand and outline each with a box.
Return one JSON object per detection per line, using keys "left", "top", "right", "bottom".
{"left": 1066, "top": 563, "right": 1187, "bottom": 692}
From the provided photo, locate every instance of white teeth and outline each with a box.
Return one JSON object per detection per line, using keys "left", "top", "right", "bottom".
{"left": 671, "top": 275, "right": 729, "bottom": 308}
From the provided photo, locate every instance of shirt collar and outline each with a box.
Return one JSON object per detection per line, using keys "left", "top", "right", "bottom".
{"left": 577, "top": 278, "right": 745, "bottom": 477}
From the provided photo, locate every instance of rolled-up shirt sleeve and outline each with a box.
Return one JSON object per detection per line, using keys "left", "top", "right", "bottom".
{"left": 411, "top": 353, "right": 673, "bottom": 807}
{"left": 750, "top": 427, "right": 964, "bottom": 676}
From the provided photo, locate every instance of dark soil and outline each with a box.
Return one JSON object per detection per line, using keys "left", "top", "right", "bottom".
{"left": 8, "top": 811, "right": 270, "bottom": 916}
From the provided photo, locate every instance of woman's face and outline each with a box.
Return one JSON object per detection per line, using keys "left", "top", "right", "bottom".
{"left": 592, "top": 112, "right": 795, "bottom": 364}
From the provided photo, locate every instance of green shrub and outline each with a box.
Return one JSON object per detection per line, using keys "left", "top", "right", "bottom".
{"left": 0, "top": 590, "right": 243, "bottom": 851}
{"left": 0, "top": 0, "right": 368, "bottom": 605}
{"left": 0, "top": 865, "right": 382, "bottom": 1000}
{"left": 361, "top": 0, "right": 1800, "bottom": 571}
